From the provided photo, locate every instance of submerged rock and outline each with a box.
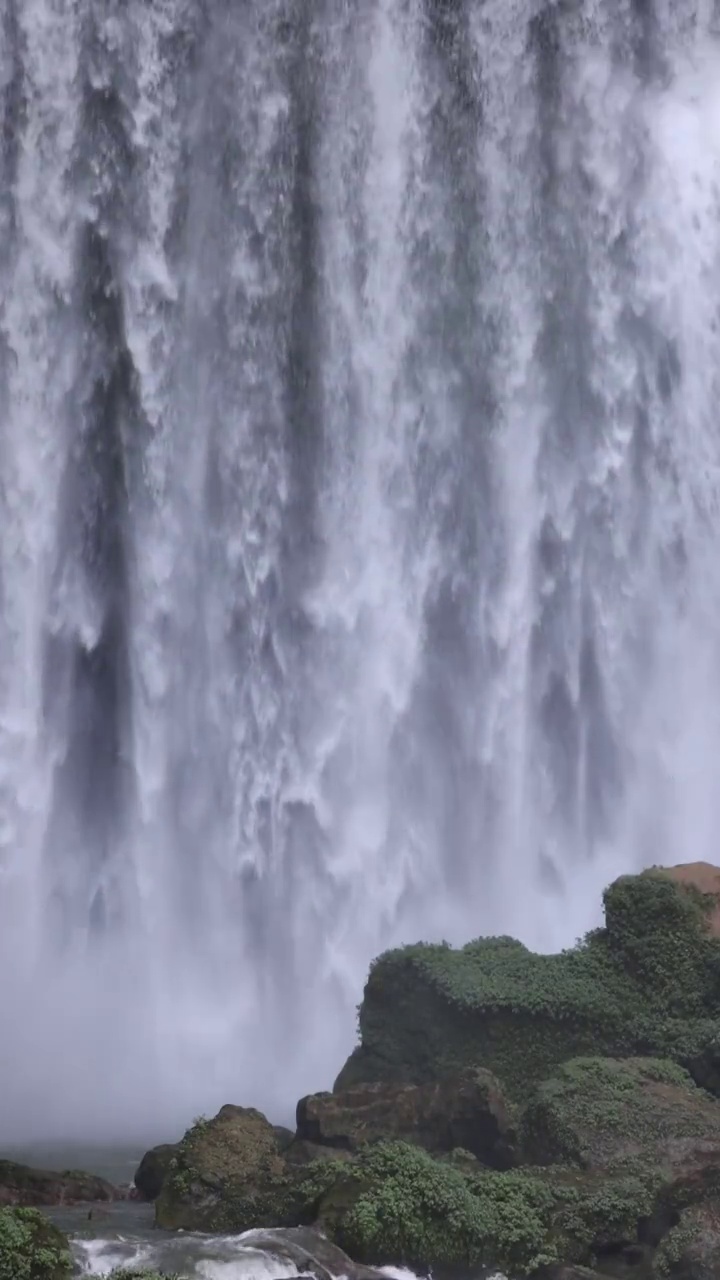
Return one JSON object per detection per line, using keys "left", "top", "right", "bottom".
{"left": 297, "top": 1071, "right": 516, "bottom": 1167}
{"left": 0, "top": 1160, "right": 121, "bottom": 1207}
{"left": 0, "top": 1206, "right": 72, "bottom": 1280}
{"left": 241, "top": 1226, "right": 384, "bottom": 1280}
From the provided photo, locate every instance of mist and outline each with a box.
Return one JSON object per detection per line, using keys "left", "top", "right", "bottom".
{"left": 2, "top": 0, "right": 720, "bottom": 1143}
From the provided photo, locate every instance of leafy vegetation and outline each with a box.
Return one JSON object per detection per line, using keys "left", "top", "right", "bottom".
{"left": 336, "top": 870, "right": 720, "bottom": 1097}
{"left": 315, "top": 1139, "right": 665, "bottom": 1276}
{"left": 0, "top": 1208, "right": 72, "bottom": 1280}
{"left": 521, "top": 1055, "right": 714, "bottom": 1167}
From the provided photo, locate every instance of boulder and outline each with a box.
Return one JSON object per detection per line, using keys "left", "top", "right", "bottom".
{"left": 297, "top": 1072, "right": 516, "bottom": 1167}
{"left": 521, "top": 1057, "right": 720, "bottom": 1175}
{"left": 240, "top": 1227, "right": 384, "bottom": 1280}
{"left": 154, "top": 1105, "right": 340, "bottom": 1233}
{"left": 0, "top": 1207, "right": 72, "bottom": 1280}
{"left": 0, "top": 1160, "right": 121, "bottom": 1207}
{"left": 334, "top": 869, "right": 720, "bottom": 1099}
{"left": 133, "top": 1143, "right": 179, "bottom": 1202}
{"left": 654, "top": 864, "right": 720, "bottom": 937}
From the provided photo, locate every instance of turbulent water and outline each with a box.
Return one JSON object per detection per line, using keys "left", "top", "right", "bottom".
{"left": 2, "top": 0, "right": 720, "bottom": 1141}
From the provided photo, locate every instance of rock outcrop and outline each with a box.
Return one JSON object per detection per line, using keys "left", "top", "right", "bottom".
{"left": 150, "top": 866, "right": 720, "bottom": 1279}
{"left": 133, "top": 1143, "right": 179, "bottom": 1202}
{"left": 0, "top": 1160, "right": 121, "bottom": 1207}
{"left": 334, "top": 868, "right": 720, "bottom": 1098}
{"left": 154, "top": 1104, "right": 338, "bottom": 1233}
{"left": 296, "top": 1071, "right": 516, "bottom": 1167}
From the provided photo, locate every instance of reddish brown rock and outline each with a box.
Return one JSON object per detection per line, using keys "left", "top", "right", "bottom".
{"left": 296, "top": 1070, "right": 517, "bottom": 1168}
{"left": 654, "top": 863, "right": 720, "bottom": 937}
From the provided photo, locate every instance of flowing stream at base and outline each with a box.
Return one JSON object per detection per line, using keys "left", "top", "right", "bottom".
{"left": 3, "top": 0, "right": 720, "bottom": 1140}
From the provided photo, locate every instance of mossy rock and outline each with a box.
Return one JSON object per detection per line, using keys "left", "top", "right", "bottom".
{"left": 521, "top": 1057, "right": 720, "bottom": 1169}
{"left": 654, "top": 1201, "right": 720, "bottom": 1278}
{"left": 154, "top": 1106, "right": 342, "bottom": 1232}
{"left": 314, "top": 1139, "right": 664, "bottom": 1277}
{"left": 0, "top": 1207, "right": 72, "bottom": 1280}
{"left": 297, "top": 1071, "right": 517, "bottom": 1168}
{"left": 335, "top": 871, "right": 720, "bottom": 1100}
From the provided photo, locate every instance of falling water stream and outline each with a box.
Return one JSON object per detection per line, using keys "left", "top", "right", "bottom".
{"left": 2, "top": 0, "right": 720, "bottom": 1141}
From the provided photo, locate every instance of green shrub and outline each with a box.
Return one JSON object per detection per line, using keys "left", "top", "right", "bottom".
{"left": 0, "top": 1208, "right": 72, "bottom": 1280}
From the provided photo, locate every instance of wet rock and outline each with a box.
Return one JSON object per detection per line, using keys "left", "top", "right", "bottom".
{"left": 297, "top": 1071, "right": 517, "bottom": 1168}
{"left": 0, "top": 1159, "right": 121, "bottom": 1207}
{"left": 242, "top": 1227, "right": 384, "bottom": 1280}
{"left": 154, "top": 1105, "right": 340, "bottom": 1233}
{"left": 283, "top": 1139, "right": 353, "bottom": 1167}
{"left": 272, "top": 1125, "right": 295, "bottom": 1153}
{"left": 133, "top": 1143, "right": 179, "bottom": 1201}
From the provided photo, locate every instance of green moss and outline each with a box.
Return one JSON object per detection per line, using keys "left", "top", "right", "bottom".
{"left": 521, "top": 1057, "right": 712, "bottom": 1168}
{"left": 156, "top": 1105, "right": 344, "bottom": 1232}
{"left": 336, "top": 872, "right": 720, "bottom": 1099}
{"left": 0, "top": 1208, "right": 72, "bottom": 1280}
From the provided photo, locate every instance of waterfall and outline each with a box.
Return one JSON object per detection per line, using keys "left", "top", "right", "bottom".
{"left": 2, "top": 0, "right": 720, "bottom": 1140}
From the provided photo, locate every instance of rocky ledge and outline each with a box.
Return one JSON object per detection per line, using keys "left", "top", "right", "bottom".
{"left": 0, "top": 1159, "right": 122, "bottom": 1207}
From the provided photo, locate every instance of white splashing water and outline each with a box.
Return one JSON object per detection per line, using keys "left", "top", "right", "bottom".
{"left": 2, "top": 0, "right": 720, "bottom": 1140}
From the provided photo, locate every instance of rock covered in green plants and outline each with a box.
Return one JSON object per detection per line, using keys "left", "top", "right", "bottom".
{"left": 154, "top": 1106, "right": 340, "bottom": 1232}
{"left": 521, "top": 1057, "right": 720, "bottom": 1171}
{"left": 0, "top": 1207, "right": 72, "bottom": 1280}
{"left": 654, "top": 1201, "right": 720, "bottom": 1279}
{"left": 313, "top": 1138, "right": 664, "bottom": 1276}
{"left": 297, "top": 1070, "right": 517, "bottom": 1167}
{"left": 133, "top": 1144, "right": 179, "bottom": 1201}
{"left": 0, "top": 1160, "right": 121, "bottom": 1207}
{"left": 334, "top": 868, "right": 720, "bottom": 1099}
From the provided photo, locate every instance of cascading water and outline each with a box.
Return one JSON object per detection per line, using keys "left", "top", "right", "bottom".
{"left": 2, "top": 0, "right": 720, "bottom": 1141}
